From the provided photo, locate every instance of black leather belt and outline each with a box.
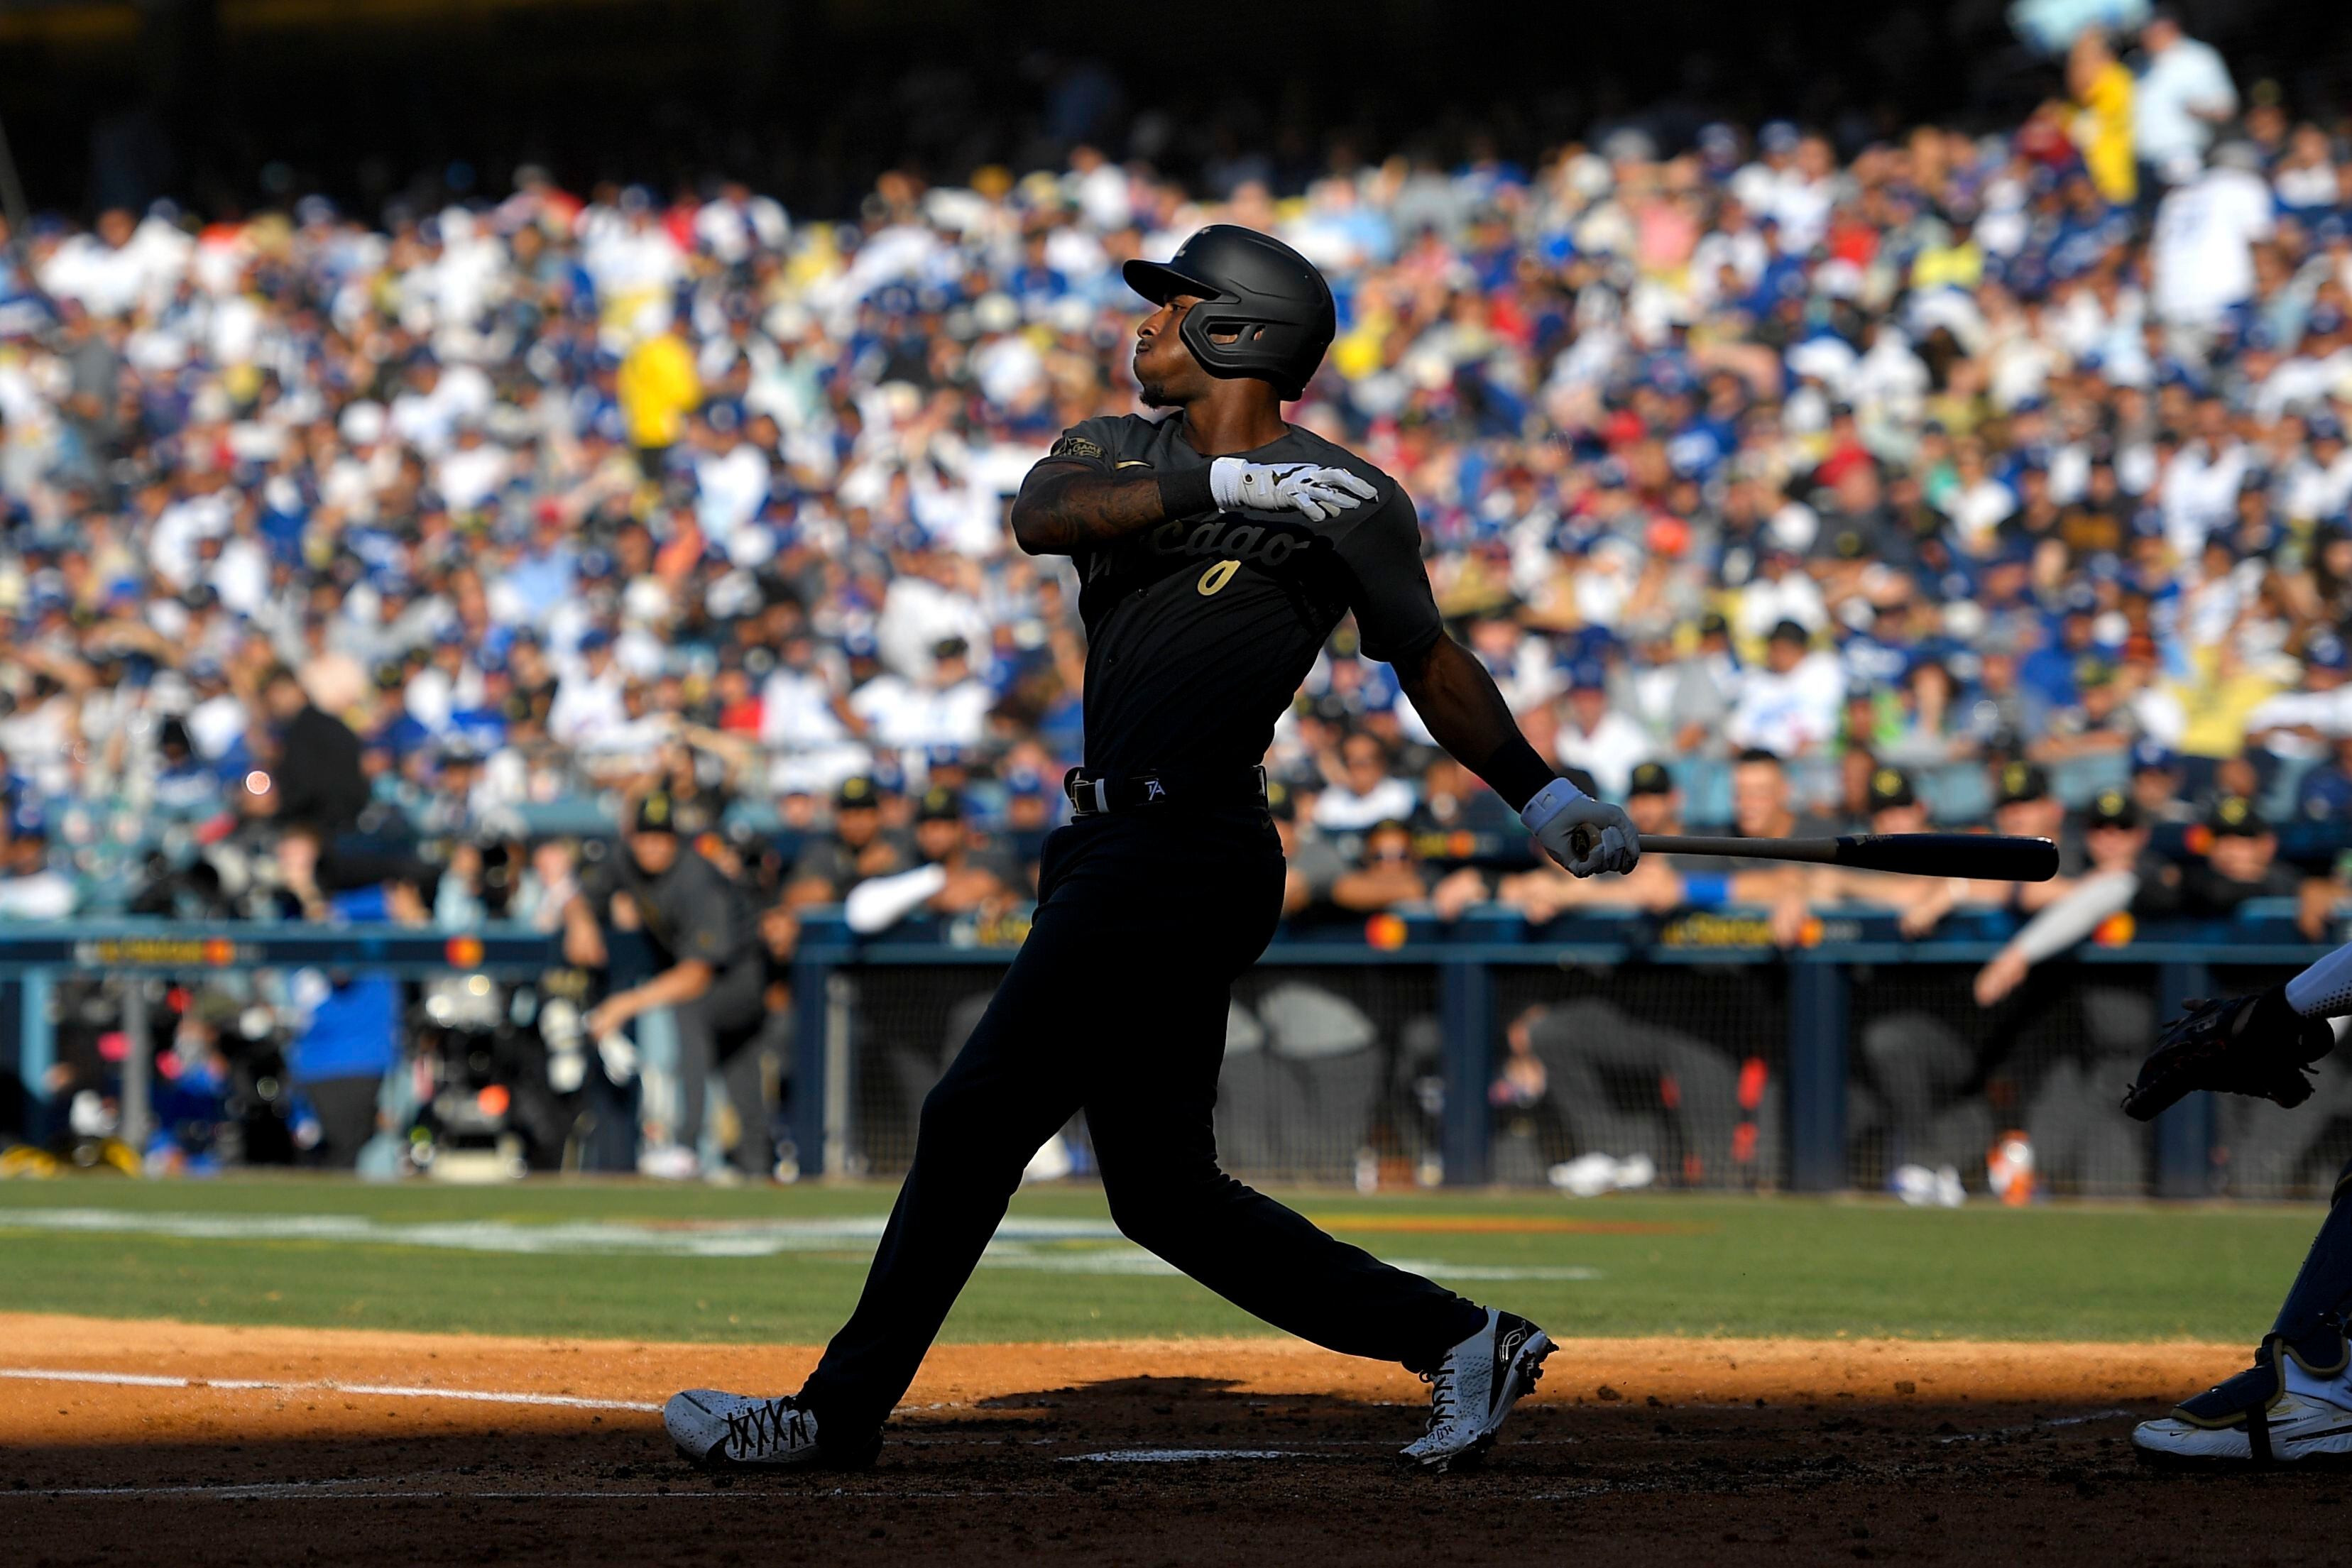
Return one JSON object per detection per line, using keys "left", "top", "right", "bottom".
{"left": 1064, "top": 764, "right": 1269, "bottom": 816}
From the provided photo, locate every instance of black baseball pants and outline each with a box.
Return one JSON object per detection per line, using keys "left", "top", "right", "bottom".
{"left": 798, "top": 806, "right": 1486, "bottom": 1449}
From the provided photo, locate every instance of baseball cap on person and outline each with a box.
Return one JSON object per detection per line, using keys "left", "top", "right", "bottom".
{"left": 1996, "top": 761, "right": 2051, "bottom": 806}
{"left": 1866, "top": 767, "right": 1916, "bottom": 811}
{"left": 1266, "top": 778, "right": 1298, "bottom": 821}
{"left": 1628, "top": 761, "right": 1674, "bottom": 797}
{"left": 2130, "top": 739, "right": 2175, "bottom": 775}
{"left": 1768, "top": 618, "right": 1811, "bottom": 647}
{"left": 836, "top": 776, "right": 881, "bottom": 811}
{"left": 633, "top": 791, "right": 679, "bottom": 833}
{"left": 2086, "top": 789, "right": 2140, "bottom": 830}
{"left": 1567, "top": 658, "right": 1608, "bottom": 693}
{"left": 916, "top": 786, "right": 963, "bottom": 823}
{"left": 2206, "top": 795, "right": 2268, "bottom": 838}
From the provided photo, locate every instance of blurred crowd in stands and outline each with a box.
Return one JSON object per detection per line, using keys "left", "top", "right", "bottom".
{"left": 4, "top": 10, "right": 2352, "bottom": 1176}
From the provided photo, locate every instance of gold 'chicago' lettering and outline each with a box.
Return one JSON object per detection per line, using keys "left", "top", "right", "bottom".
{"left": 1197, "top": 559, "right": 1240, "bottom": 596}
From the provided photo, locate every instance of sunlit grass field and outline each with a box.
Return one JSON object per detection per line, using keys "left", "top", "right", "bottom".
{"left": 0, "top": 1175, "right": 2313, "bottom": 1344}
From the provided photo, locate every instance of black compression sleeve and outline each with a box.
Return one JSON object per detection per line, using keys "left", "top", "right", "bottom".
{"left": 1480, "top": 734, "right": 1562, "bottom": 814}
{"left": 1158, "top": 465, "right": 1216, "bottom": 520}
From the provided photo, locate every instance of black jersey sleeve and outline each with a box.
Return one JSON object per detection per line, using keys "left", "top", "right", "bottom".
{"left": 1043, "top": 415, "right": 1127, "bottom": 471}
{"left": 1333, "top": 484, "right": 1446, "bottom": 666}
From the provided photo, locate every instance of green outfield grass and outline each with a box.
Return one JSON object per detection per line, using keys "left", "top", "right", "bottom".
{"left": 0, "top": 1175, "right": 2319, "bottom": 1345}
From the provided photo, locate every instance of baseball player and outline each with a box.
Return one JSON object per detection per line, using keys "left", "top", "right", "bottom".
{"left": 663, "top": 225, "right": 1638, "bottom": 1474}
{"left": 2123, "top": 938, "right": 2352, "bottom": 1462}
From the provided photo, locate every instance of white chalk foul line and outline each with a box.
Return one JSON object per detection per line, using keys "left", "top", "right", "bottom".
{"left": 1934, "top": 1407, "right": 2138, "bottom": 1444}
{"left": 12, "top": 1483, "right": 1049, "bottom": 1501}
{"left": 0, "top": 1367, "right": 660, "bottom": 1413}
{"left": 1063, "top": 1448, "right": 1304, "bottom": 1462}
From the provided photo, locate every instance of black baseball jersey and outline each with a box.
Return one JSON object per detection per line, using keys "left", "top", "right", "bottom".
{"left": 1041, "top": 413, "right": 1443, "bottom": 778}
{"left": 585, "top": 845, "right": 758, "bottom": 975}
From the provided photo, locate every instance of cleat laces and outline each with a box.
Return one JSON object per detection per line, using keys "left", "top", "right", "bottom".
{"left": 723, "top": 1397, "right": 811, "bottom": 1459}
{"left": 1421, "top": 1362, "right": 1458, "bottom": 1433}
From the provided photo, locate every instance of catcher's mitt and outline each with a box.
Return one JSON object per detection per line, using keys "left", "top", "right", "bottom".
{"left": 2121, "top": 987, "right": 2338, "bottom": 1122}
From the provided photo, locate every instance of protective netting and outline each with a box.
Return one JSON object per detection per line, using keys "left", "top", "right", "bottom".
{"left": 1488, "top": 963, "right": 1786, "bottom": 1191}
{"left": 2211, "top": 964, "right": 2352, "bottom": 1202}
{"left": 1844, "top": 962, "right": 2160, "bottom": 1200}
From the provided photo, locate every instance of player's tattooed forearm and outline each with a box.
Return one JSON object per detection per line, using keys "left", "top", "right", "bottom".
{"left": 1010, "top": 468, "right": 1178, "bottom": 554}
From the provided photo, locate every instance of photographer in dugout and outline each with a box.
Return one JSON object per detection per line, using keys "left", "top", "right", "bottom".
{"left": 561, "top": 790, "right": 774, "bottom": 1180}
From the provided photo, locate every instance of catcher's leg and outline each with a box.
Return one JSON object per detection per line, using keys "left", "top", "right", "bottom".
{"left": 2133, "top": 1156, "right": 2352, "bottom": 1464}
{"left": 2273, "top": 1159, "right": 2352, "bottom": 1350}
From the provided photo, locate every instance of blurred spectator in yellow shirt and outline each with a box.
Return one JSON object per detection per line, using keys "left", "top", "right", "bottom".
{"left": 2067, "top": 29, "right": 2137, "bottom": 206}
{"left": 619, "top": 329, "right": 700, "bottom": 471}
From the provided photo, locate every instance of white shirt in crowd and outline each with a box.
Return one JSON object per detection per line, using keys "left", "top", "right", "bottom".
{"left": 2135, "top": 35, "right": 2237, "bottom": 171}
{"left": 547, "top": 664, "right": 628, "bottom": 750}
{"left": 848, "top": 673, "right": 990, "bottom": 752}
{"left": 2150, "top": 165, "right": 2272, "bottom": 327}
{"left": 1553, "top": 708, "right": 1655, "bottom": 799}
{"left": 1311, "top": 775, "right": 1418, "bottom": 833}
{"left": 1724, "top": 652, "right": 1846, "bottom": 757}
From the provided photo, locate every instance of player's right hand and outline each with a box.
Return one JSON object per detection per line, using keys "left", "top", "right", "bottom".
{"left": 1521, "top": 778, "right": 1639, "bottom": 878}
{"left": 1209, "top": 456, "right": 1377, "bottom": 522}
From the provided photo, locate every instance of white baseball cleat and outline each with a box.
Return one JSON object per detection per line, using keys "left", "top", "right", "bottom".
{"left": 2134, "top": 1334, "right": 2352, "bottom": 1465}
{"left": 665, "top": 1389, "right": 826, "bottom": 1470}
{"left": 1400, "top": 1307, "right": 1553, "bottom": 1472}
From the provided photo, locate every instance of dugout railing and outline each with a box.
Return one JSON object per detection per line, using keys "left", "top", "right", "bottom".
{"left": 1, "top": 911, "right": 2342, "bottom": 1199}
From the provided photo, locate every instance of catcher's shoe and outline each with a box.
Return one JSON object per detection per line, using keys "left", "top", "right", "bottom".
{"left": 2122, "top": 985, "right": 2336, "bottom": 1122}
{"left": 2134, "top": 1334, "right": 2352, "bottom": 1466}
{"left": 665, "top": 1389, "right": 826, "bottom": 1470}
{"left": 1401, "top": 1308, "right": 1553, "bottom": 1472}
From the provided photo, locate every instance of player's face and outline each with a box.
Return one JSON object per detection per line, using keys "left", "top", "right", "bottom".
{"left": 1133, "top": 295, "right": 1211, "bottom": 407}
{"left": 1626, "top": 791, "right": 1678, "bottom": 835}
{"left": 628, "top": 831, "right": 679, "bottom": 875}
{"left": 2086, "top": 823, "right": 2145, "bottom": 871}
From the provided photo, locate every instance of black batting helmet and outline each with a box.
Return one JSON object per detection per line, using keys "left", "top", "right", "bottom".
{"left": 1122, "top": 225, "right": 1335, "bottom": 401}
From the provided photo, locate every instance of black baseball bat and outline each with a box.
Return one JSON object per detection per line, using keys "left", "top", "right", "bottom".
{"left": 1636, "top": 833, "right": 2058, "bottom": 882}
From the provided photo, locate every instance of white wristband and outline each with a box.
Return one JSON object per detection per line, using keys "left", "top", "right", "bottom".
{"left": 1519, "top": 776, "right": 1589, "bottom": 833}
{"left": 1208, "top": 456, "right": 1245, "bottom": 512}
{"left": 2287, "top": 941, "right": 2352, "bottom": 1020}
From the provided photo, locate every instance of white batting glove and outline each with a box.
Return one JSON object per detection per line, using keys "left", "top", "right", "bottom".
{"left": 1522, "top": 777, "right": 1640, "bottom": 878}
{"left": 1208, "top": 456, "right": 1377, "bottom": 522}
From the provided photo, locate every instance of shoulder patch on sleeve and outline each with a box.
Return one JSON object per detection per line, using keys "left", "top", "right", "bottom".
{"left": 1049, "top": 434, "right": 1107, "bottom": 461}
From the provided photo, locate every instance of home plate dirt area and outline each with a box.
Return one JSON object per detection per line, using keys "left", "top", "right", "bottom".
{"left": 0, "top": 1314, "right": 2341, "bottom": 1566}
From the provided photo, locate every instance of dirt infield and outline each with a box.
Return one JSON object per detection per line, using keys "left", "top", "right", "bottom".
{"left": 1, "top": 1314, "right": 2340, "bottom": 1565}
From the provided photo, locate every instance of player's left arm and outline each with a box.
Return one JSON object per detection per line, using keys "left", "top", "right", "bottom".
{"left": 1393, "top": 637, "right": 1636, "bottom": 878}
{"left": 1338, "top": 484, "right": 1635, "bottom": 878}
{"left": 583, "top": 956, "right": 714, "bottom": 1040}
